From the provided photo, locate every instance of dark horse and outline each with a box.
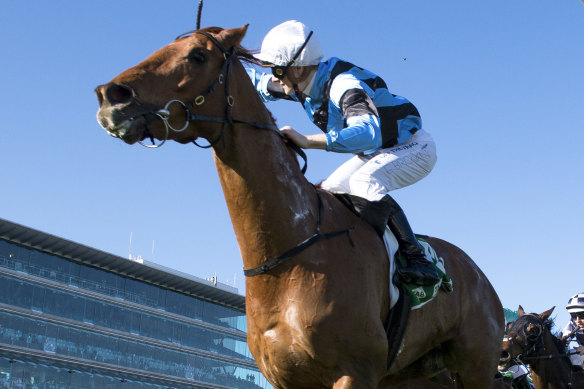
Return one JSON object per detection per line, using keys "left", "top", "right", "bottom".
{"left": 95, "top": 25, "right": 504, "bottom": 388}
{"left": 500, "top": 306, "right": 584, "bottom": 389}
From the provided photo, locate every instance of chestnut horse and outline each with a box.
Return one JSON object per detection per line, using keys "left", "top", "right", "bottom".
{"left": 500, "top": 306, "right": 584, "bottom": 389}
{"left": 95, "top": 25, "right": 504, "bottom": 388}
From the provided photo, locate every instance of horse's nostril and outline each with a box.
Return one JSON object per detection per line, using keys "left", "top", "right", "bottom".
{"left": 500, "top": 350, "right": 510, "bottom": 362}
{"left": 105, "top": 83, "right": 134, "bottom": 105}
{"left": 95, "top": 86, "right": 105, "bottom": 107}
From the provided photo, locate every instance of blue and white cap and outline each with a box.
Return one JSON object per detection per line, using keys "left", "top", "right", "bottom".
{"left": 566, "top": 292, "right": 584, "bottom": 313}
{"left": 255, "top": 20, "right": 323, "bottom": 66}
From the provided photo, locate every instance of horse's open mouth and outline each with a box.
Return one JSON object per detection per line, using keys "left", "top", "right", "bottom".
{"left": 102, "top": 120, "right": 142, "bottom": 144}
{"left": 98, "top": 111, "right": 153, "bottom": 145}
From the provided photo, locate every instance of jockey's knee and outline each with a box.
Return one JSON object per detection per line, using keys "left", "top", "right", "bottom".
{"left": 320, "top": 177, "right": 347, "bottom": 193}
{"left": 348, "top": 176, "right": 385, "bottom": 202}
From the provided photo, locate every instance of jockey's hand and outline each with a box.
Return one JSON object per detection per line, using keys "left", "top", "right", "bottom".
{"left": 280, "top": 126, "right": 327, "bottom": 150}
{"left": 280, "top": 126, "right": 309, "bottom": 148}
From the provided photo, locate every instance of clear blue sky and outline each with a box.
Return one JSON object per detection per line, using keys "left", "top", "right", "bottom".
{"left": 1, "top": 0, "right": 583, "bottom": 331}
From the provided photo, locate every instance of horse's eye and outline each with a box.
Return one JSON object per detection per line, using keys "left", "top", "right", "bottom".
{"left": 188, "top": 50, "right": 206, "bottom": 64}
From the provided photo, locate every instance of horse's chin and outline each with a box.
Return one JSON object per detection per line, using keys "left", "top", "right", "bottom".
{"left": 102, "top": 118, "right": 145, "bottom": 144}
{"left": 98, "top": 113, "right": 159, "bottom": 145}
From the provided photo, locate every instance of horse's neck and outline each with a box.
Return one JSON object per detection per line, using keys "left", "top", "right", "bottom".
{"left": 212, "top": 62, "right": 317, "bottom": 271}
{"left": 530, "top": 332, "right": 572, "bottom": 388}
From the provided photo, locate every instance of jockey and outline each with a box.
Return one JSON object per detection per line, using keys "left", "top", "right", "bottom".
{"left": 246, "top": 20, "right": 439, "bottom": 286}
{"left": 561, "top": 292, "right": 584, "bottom": 368}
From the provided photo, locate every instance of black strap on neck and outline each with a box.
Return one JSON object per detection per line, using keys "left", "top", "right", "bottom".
{"left": 243, "top": 190, "right": 355, "bottom": 277}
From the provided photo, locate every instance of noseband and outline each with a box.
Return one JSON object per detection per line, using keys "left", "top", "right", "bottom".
{"left": 504, "top": 314, "right": 575, "bottom": 364}
{"left": 505, "top": 314, "right": 545, "bottom": 363}
{"left": 139, "top": 29, "right": 308, "bottom": 173}
{"left": 502, "top": 314, "right": 581, "bottom": 389}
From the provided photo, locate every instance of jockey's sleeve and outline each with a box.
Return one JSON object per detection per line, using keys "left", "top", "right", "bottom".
{"left": 245, "top": 68, "right": 277, "bottom": 102}
{"left": 245, "top": 68, "right": 295, "bottom": 102}
{"left": 562, "top": 322, "right": 576, "bottom": 338}
{"left": 324, "top": 80, "right": 382, "bottom": 154}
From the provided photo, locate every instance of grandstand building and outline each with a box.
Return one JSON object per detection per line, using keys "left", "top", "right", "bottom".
{"left": 0, "top": 218, "right": 271, "bottom": 389}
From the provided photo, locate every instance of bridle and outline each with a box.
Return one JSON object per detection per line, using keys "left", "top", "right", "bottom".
{"left": 503, "top": 314, "right": 546, "bottom": 364}
{"left": 502, "top": 314, "right": 577, "bottom": 388}
{"left": 138, "top": 29, "right": 308, "bottom": 174}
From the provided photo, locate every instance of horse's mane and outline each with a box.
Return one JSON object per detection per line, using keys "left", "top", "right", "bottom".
{"left": 540, "top": 315, "right": 569, "bottom": 353}
{"left": 236, "top": 47, "right": 262, "bottom": 65}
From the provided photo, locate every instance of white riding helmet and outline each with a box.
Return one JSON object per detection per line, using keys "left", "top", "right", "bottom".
{"left": 255, "top": 20, "right": 324, "bottom": 67}
{"left": 566, "top": 292, "right": 584, "bottom": 313}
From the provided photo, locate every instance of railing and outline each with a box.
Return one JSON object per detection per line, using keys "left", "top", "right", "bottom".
{"left": 0, "top": 255, "right": 157, "bottom": 307}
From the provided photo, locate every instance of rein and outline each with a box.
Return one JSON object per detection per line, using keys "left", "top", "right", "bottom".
{"left": 521, "top": 350, "right": 579, "bottom": 361}
{"left": 140, "top": 29, "right": 308, "bottom": 174}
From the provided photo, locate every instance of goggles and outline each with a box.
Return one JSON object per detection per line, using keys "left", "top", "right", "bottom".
{"left": 269, "top": 31, "right": 314, "bottom": 80}
{"left": 571, "top": 311, "right": 584, "bottom": 320}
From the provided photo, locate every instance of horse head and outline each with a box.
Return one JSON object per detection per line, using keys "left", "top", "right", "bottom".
{"left": 499, "top": 305, "right": 555, "bottom": 369}
{"left": 95, "top": 26, "right": 252, "bottom": 146}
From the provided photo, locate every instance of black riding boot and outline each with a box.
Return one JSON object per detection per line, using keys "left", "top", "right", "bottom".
{"left": 380, "top": 195, "right": 440, "bottom": 286}
{"left": 334, "top": 193, "right": 440, "bottom": 286}
{"left": 333, "top": 193, "right": 390, "bottom": 237}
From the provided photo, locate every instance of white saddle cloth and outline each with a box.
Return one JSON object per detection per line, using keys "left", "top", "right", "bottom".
{"left": 382, "top": 227, "right": 401, "bottom": 309}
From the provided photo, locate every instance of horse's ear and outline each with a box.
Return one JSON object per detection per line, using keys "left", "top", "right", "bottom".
{"left": 539, "top": 306, "right": 555, "bottom": 321}
{"left": 219, "top": 25, "right": 249, "bottom": 48}
{"left": 518, "top": 306, "right": 525, "bottom": 316}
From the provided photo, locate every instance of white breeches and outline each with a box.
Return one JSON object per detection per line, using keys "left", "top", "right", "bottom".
{"left": 321, "top": 129, "right": 437, "bottom": 201}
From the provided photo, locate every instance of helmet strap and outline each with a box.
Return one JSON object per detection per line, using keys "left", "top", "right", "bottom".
{"left": 288, "top": 31, "right": 313, "bottom": 67}
{"left": 293, "top": 84, "right": 306, "bottom": 106}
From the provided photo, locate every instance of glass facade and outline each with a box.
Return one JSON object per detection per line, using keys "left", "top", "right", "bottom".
{"left": 0, "top": 238, "right": 271, "bottom": 389}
